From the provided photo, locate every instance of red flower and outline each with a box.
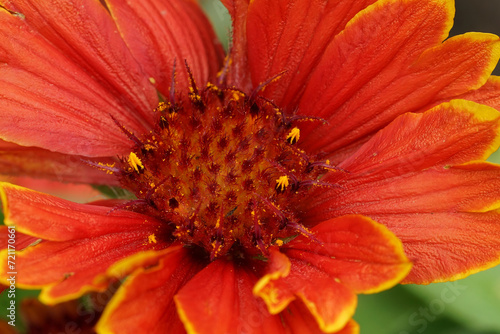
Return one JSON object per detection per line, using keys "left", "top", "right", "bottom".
{"left": 1, "top": 0, "right": 500, "bottom": 333}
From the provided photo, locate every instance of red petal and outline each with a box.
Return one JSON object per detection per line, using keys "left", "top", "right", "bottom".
{"left": 375, "top": 211, "right": 500, "bottom": 284}
{"left": 285, "top": 216, "right": 411, "bottom": 293}
{"left": 256, "top": 250, "right": 357, "bottom": 333}
{"left": 309, "top": 163, "right": 500, "bottom": 284}
{"left": 221, "top": 0, "right": 252, "bottom": 90}
{"left": 5, "top": 177, "right": 105, "bottom": 203}
{"left": 295, "top": 0, "right": 500, "bottom": 157}
{"left": 338, "top": 100, "right": 500, "bottom": 177}
{"left": 246, "top": 0, "right": 376, "bottom": 105}
{"left": 0, "top": 140, "right": 118, "bottom": 185}
{"left": 0, "top": 4, "right": 153, "bottom": 156}
{"left": 0, "top": 226, "right": 39, "bottom": 251}
{"left": 282, "top": 301, "right": 360, "bottom": 334}
{"left": 0, "top": 183, "right": 169, "bottom": 303}
{"left": 3, "top": 0, "right": 157, "bottom": 122}
{"left": 459, "top": 75, "right": 500, "bottom": 111}
{"left": 318, "top": 163, "right": 500, "bottom": 217}
{"left": 0, "top": 235, "right": 162, "bottom": 304}
{"left": 175, "top": 260, "right": 284, "bottom": 334}
{"left": 96, "top": 247, "right": 203, "bottom": 334}
{"left": 303, "top": 103, "right": 500, "bottom": 283}
{"left": 0, "top": 183, "right": 165, "bottom": 241}
{"left": 255, "top": 216, "right": 410, "bottom": 332}
{"left": 105, "top": 0, "right": 224, "bottom": 96}
{"left": 308, "top": 32, "right": 500, "bottom": 159}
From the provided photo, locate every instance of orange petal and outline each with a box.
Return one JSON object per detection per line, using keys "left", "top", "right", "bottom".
{"left": 258, "top": 254, "right": 357, "bottom": 333}
{"left": 254, "top": 215, "right": 408, "bottom": 333}
{"left": 96, "top": 246, "right": 203, "bottom": 334}
{"left": 312, "top": 32, "right": 500, "bottom": 159}
{"left": 0, "top": 183, "right": 169, "bottom": 303}
{"left": 303, "top": 103, "right": 500, "bottom": 284}
{"left": 282, "top": 300, "right": 360, "bottom": 334}
{"left": 0, "top": 3, "right": 153, "bottom": 156}
{"left": 0, "top": 140, "right": 118, "bottom": 185}
{"left": 295, "top": 0, "right": 500, "bottom": 158}
{"left": 0, "top": 320, "right": 18, "bottom": 334}
{"left": 318, "top": 163, "right": 500, "bottom": 284}
{"left": 105, "top": 0, "right": 224, "bottom": 97}
{"left": 459, "top": 75, "right": 500, "bottom": 111}
{"left": 338, "top": 100, "right": 500, "bottom": 177}
{"left": 284, "top": 216, "right": 411, "bottom": 294}
{"left": 319, "top": 163, "right": 500, "bottom": 218}
{"left": 175, "top": 260, "right": 284, "bottom": 334}
{"left": 3, "top": 0, "right": 158, "bottom": 123}
{"left": 0, "top": 232, "right": 163, "bottom": 304}
{"left": 0, "top": 182, "right": 166, "bottom": 241}
{"left": 0, "top": 225, "right": 39, "bottom": 251}
{"left": 246, "top": 0, "right": 376, "bottom": 105}
{"left": 254, "top": 216, "right": 410, "bottom": 331}
{"left": 5, "top": 177, "right": 105, "bottom": 203}
{"left": 375, "top": 210, "right": 500, "bottom": 284}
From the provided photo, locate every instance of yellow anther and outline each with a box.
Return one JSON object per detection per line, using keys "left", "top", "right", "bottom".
{"left": 274, "top": 239, "right": 284, "bottom": 247}
{"left": 275, "top": 175, "right": 289, "bottom": 193}
{"left": 286, "top": 127, "right": 300, "bottom": 144}
{"left": 156, "top": 102, "right": 168, "bottom": 112}
{"left": 128, "top": 152, "right": 144, "bottom": 173}
{"left": 148, "top": 234, "right": 157, "bottom": 244}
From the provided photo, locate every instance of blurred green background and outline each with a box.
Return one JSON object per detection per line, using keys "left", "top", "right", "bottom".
{"left": 199, "top": 0, "right": 500, "bottom": 333}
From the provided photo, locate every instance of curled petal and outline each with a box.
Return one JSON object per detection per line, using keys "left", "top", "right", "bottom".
{"left": 282, "top": 301, "right": 360, "bottom": 334}
{"left": 96, "top": 247, "right": 203, "bottom": 334}
{"left": 0, "top": 183, "right": 168, "bottom": 303}
{"left": 255, "top": 216, "right": 410, "bottom": 332}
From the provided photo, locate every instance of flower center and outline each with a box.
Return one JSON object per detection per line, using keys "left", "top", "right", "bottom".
{"left": 115, "top": 76, "right": 337, "bottom": 259}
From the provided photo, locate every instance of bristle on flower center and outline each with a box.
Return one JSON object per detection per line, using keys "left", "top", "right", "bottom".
{"left": 114, "top": 79, "right": 337, "bottom": 259}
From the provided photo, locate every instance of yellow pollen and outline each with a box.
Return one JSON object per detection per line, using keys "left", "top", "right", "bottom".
{"left": 157, "top": 102, "right": 168, "bottom": 112}
{"left": 148, "top": 234, "right": 157, "bottom": 244}
{"left": 232, "top": 91, "right": 244, "bottom": 101}
{"left": 286, "top": 127, "right": 300, "bottom": 144}
{"left": 128, "top": 152, "right": 144, "bottom": 173}
{"left": 274, "top": 239, "right": 284, "bottom": 246}
{"left": 97, "top": 162, "right": 116, "bottom": 175}
{"left": 276, "top": 176, "right": 289, "bottom": 192}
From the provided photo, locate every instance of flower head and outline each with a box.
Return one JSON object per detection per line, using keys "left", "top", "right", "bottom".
{"left": 1, "top": 0, "right": 500, "bottom": 333}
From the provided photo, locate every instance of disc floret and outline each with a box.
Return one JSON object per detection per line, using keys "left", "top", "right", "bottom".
{"left": 115, "top": 79, "right": 336, "bottom": 260}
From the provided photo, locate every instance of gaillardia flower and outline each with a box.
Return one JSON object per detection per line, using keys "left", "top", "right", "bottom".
{"left": 1, "top": 0, "right": 500, "bottom": 333}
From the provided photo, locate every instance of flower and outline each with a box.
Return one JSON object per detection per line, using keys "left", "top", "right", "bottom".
{"left": 1, "top": 0, "right": 500, "bottom": 333}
